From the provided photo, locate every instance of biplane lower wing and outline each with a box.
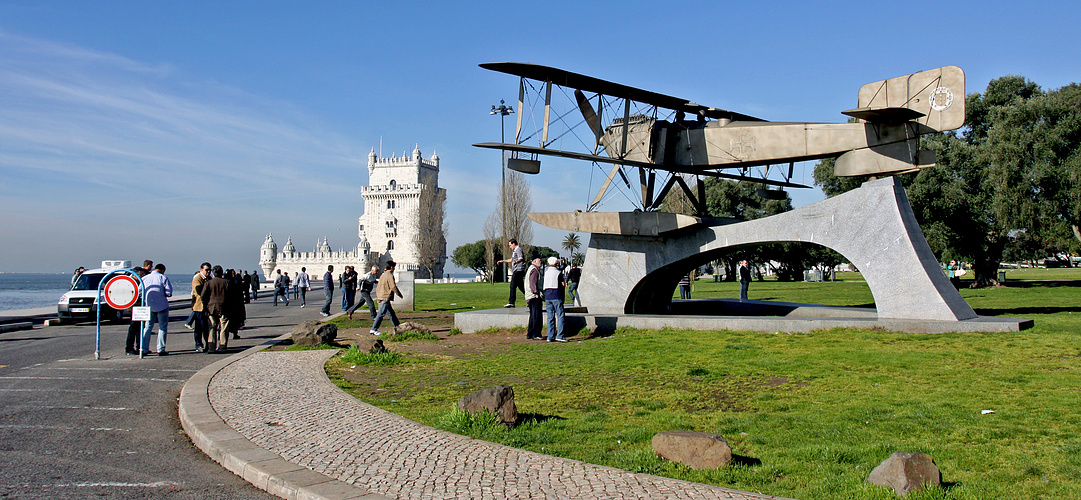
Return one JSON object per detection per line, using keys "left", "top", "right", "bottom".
{"left": 473, "top": 142, "right": 812, "bottom": 189}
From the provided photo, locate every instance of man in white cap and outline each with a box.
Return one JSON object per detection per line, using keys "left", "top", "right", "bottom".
{"left": 543, "top": 256, "right": 567, "bottom": 342}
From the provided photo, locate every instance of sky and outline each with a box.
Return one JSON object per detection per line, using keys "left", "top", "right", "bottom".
{"left": 1, "top": 1, "right": 1078, "bottom": 274}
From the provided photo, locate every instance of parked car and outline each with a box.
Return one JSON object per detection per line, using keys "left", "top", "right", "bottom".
{"left": 57, "top": 260, "right": 132, "bottom": 323}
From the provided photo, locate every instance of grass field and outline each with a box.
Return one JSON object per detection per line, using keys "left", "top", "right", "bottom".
{"left": 327, "top": 268, "right": 1081, "bottom": 499}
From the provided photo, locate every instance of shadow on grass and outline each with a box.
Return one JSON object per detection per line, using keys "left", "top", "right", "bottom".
{"left": 516, "top": 412, "right": 567, "bottom": 425}
{"left": 974, "top": 306, "right": 1081, "bottom": 316}
{"left": 731, "top": 455, "right": 762, "bottom": 467}
{"left": 998, "top": 280, "right": 1081, "bottom": 288}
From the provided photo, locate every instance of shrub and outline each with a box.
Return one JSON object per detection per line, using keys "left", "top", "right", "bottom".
{"left": 438, "top": 406, "right": 501, "bottom": 435}
{"left": 340, "top": 344, "right": 402, "bottom": 365}
{"left": 387, "top": 330, "right": 441, "bottom": 342}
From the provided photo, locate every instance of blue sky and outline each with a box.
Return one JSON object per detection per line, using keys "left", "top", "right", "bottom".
{"left": 1, "top": 1, "right": 1078, "bottom": 273}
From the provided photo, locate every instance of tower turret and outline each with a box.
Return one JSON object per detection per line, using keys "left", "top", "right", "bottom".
{"left": 259, "top": 234, "right": 278, "bottom": 277}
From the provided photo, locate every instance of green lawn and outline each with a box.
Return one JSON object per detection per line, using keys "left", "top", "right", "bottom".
{"left": 328, "top": 268, "right": 1081, "bottom": 499}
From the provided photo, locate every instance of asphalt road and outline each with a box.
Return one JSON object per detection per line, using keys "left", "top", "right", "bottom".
{"left": 0, "top": 295, "right": 321, "bottom": 499}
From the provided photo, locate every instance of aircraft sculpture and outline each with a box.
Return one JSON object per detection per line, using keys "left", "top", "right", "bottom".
{"left": 474, "top": 63, "right": 965, "bottom": 234}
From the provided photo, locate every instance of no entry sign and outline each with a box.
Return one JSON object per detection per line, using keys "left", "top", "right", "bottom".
{"left": 103, "top": 275, "right": 140, "bottom": 310}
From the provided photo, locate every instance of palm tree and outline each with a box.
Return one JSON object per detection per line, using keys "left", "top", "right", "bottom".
{"left": 562, "top": 233, "right": 581, "bottom": 256}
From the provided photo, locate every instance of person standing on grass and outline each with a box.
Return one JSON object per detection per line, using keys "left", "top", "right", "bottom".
{"left": 347, "top": 265, "right": 379, "bottom": 320}
{"left": 678, "top": 273, "right": 691, "bottom": 300}
{"left": 739, "top": 260, "right": 751, "bottom": 301}
{"left": 370, "top": 261, "right": 403, "bottom": 336}
{"left": 141, "top": 263, "right": 173, "bottom": 355}
{"left": 295, "top": 267, "right": 310, "bottom": 307}
{"left": 566, "top": 263, "right": 582, "bottom": 307}
{"left": 497, "top": 239, "right": 526, "bottom": 308}
{"left": 543, "top": 257, "right": 567, "bottom": 342}
{"left": 525, "top": 258, "right": 544, "bottom": 340}
{"left": 320, "top": 265, "right": 334, "bottom": 317}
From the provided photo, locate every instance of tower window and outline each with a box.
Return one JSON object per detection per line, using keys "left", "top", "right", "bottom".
{"left": 387, "top": 199, "right": 396, "bottom": 209}
{"left": 389, "top": 180, "right": 396, "bottom": 188}
{"left": 387, "top": 240, "right": 394, "bottom": 251}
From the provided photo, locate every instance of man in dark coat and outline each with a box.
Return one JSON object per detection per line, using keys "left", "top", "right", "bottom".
{"left": 200, "top": 265, "right": 233, "bottom": 353}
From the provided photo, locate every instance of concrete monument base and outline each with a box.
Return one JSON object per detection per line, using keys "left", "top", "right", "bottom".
{"left": 454, "top": 176, "right": 1033, "bottom": 335}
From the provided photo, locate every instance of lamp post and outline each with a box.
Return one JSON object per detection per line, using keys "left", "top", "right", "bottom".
{"left": 490, "top": 99, "right": 514, "bottom": 277}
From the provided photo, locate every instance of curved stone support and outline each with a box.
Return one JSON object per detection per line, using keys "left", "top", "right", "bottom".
{"left": 578, "top": 177, "right": 976, "bottom": 321}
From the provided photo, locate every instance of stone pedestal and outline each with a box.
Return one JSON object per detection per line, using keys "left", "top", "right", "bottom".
{"left": 397, "top": 271, "right": 415, "bottom": 312}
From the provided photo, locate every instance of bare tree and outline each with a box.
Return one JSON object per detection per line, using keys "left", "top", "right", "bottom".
{"left": 413, "top": 186, "right": 447, "bottom": 279}
{"left": 483, "top": 212, "right": 499, "bottom": 283}
{"left": 498, "top": 169, "right": 534, "bottom": 253}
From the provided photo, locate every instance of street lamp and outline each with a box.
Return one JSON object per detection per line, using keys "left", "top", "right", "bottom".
{"left": 490, "top": 99, "right": 514, "bottom": 274}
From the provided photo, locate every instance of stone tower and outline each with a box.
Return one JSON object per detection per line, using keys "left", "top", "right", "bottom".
{"left": 259, "top": 234, "right": 278, "bottom": 278}
{"left": 359, "top": 145, "right": 446, "bottom": 278}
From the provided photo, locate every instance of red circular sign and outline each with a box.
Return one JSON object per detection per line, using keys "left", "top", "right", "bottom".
{"left": 103, "top": 275, "right": 140, "bottom": 309}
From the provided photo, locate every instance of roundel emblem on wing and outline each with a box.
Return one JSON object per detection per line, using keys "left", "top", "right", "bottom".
{"left": 929, "top": 87, "right": 954, "bottom": 111}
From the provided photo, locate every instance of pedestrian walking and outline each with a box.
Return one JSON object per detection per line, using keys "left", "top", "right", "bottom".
{"left": 273, "top": 269, "right": 290, "bottom": 306}
{"left": 346, "top": 265, "right": 379, "bottom": 320}
{"left": 566, "top": 263, "right": 583, "bottom": 307}
{"left": 295, "top": 267, "right": 310, "bottom": 307}
{"left": 370, "top": 261, "right": 403, "bottom": 335}
{"left": 320, "top": 265, "right": 335, "bottom": 317}
{"left": 679, "top": 273, "right": 691, "bottom": 300}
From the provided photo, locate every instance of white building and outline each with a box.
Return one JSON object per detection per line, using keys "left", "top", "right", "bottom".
{"left": 259, "top": 144, "right": 446, "bottom": 280}
{"left": 259, "top": 235, "right": 369, "bottom": 281}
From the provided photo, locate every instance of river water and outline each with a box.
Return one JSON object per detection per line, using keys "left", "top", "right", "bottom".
{"left": 0, "top": 273, "right": 191, "bottom": 312}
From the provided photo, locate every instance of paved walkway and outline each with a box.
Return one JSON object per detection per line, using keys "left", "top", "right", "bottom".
{"left": 182, "top": 342, "right": 793, "bottom": 500}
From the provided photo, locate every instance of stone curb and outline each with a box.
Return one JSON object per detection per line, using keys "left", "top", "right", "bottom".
{"left": 178, "top": 314, "right": 387, "bottom": 500}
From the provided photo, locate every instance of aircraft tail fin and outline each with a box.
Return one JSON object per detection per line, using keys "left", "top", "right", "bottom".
{"left": 853, "top": 66, "right": 965, "bottom": 132}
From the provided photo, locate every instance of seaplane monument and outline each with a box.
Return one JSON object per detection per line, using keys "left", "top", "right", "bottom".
{"left": 455, "top": 63, "right": 1031, "bottom": 334}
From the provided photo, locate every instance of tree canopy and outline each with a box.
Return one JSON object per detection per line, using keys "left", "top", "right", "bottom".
{"left": 450, "top": 240, "right": 502, "bottom": 279}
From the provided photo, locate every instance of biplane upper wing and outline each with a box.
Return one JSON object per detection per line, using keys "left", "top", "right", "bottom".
{"left": 480, "top": 62, "right": 767, "bottom": 122}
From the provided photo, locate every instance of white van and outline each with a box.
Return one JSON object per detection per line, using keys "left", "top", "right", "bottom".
{"left": 57, "top": 260, "right": 133, "bottom": 323}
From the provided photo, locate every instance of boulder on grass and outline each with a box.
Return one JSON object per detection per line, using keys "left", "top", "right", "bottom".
{"left": 394, "top": 321, "right": 432, "bottom": 335}
{"left": 355, "top": 337, "right": 387, "bottom": 354}
{"left": 652, "top": 430, "right": 732, "bottom": 469}
{"left": 458, "top": 385, "right": 517, "bottom": 426}
{"left": 290, "top": 320, "right": 337, "bottom": 346}
{"left": 866, "top": 451, "right": 941, "bottom": 497}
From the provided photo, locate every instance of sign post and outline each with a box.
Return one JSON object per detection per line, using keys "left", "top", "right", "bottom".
{"left": 96, "top": 270, "right": 145, "bottom": 360}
